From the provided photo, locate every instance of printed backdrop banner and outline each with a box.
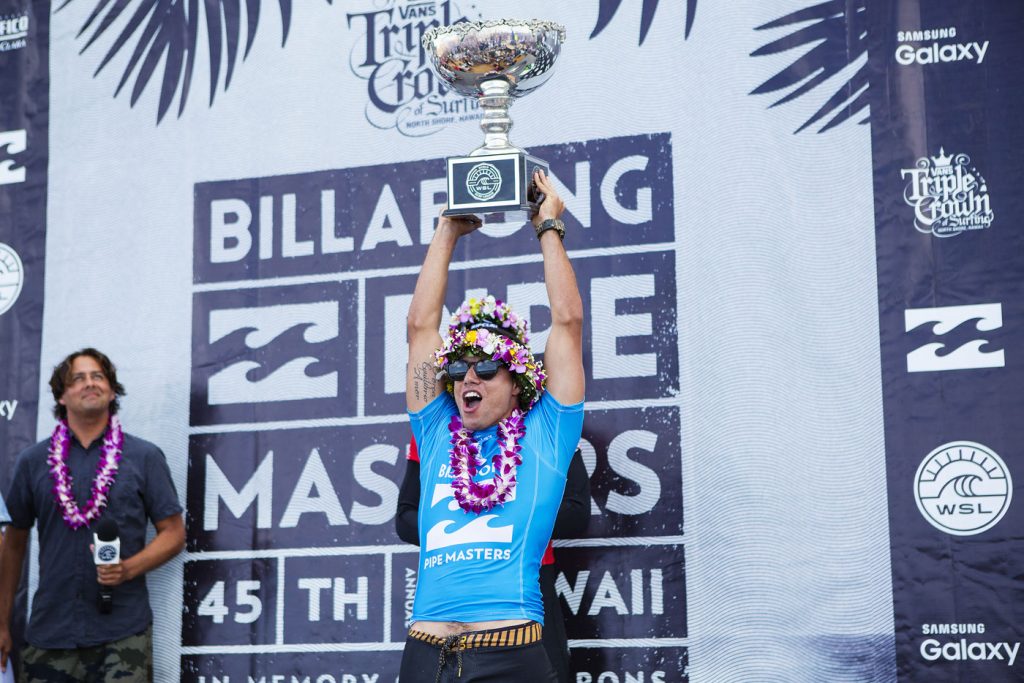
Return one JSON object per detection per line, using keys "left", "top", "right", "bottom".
{"left": 0, "top": 0, "right": 46, "bottom": 492}
{"left": 1, "top": 0, "right": 1019, "bottom": 681}
{"left": 868, "top": 0, "right": 1024, "bottom": 680}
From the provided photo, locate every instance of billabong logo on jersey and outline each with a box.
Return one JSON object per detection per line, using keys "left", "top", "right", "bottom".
{"left": 905, "top": 304, "right": 1004, "bottom": 372}
{"left": 901, "top": 149, "right": 993, "bottom": 237}
{"left": 423, "top": 480, "right": 513, "bottom": 553}
{"left": 0, "top": 243, "right": 24, "bottom": 316}
{"left": 0, "top": 130, "right": 26, "bottom": 185}
{"left": 895, "top": 27, "right": 989, "bottom": 66}
{"left": 346, "top": 1, "right": 480, "bottom": 137}
{"left": 0, "top": 12, "right": 28, "bottom": 52}
{"left": 915, "top": 441, "right": 1012, "bottom": 536}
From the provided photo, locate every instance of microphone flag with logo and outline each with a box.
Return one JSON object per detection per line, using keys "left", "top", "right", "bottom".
{"left": 93, "top": 517, "right": 120, "bottom": 614}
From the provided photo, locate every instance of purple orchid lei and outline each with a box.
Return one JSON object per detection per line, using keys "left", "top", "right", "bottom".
{"left": 448, "top": 409, "right": 526, "bottom": 514}
{"left": 47, "top": 415, "right": 124, "bottom": 529}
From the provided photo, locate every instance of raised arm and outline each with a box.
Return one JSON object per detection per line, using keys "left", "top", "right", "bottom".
{"left": 406, "top": 212, "right": 482, "bottom": 413}
{"left": 533, "top": 170, "right": 585, "bottom": 405}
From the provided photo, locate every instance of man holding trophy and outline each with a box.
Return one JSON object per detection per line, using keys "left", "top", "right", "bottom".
{"left": 403, "top": 19, "right": 583, "bottom": 681}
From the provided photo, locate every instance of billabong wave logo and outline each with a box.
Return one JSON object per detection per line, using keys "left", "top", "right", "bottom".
{"left": 424, "top": 481, "right": 513, "bottom": 552}
{"left": 0, "top": 129, "right": 26, "bottom": 185}
{"left": 346, "top": 1, "right": 479, "bottom": 137}
{"left": 206, "top": 302, "right": 340, "bottom": 405}
{"left": 0, "top": 11, "right": 29, "bottom": 52}
{"left": 905, "top": 303, "right": 1004, "bottom": 373}
{"left": 915, "top": 441, "right": 1012, "bottom": 536}
{"left": 466, "top": 163, "right": 501, "bottom": 201}
{"left": 0, "top": 243, "right": 24, "bottom": 316}
{"left": 901, "top": 149, "right": 993, "bottom": 237}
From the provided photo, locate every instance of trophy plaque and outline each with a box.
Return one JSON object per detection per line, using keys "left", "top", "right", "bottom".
{"left": 421, "top": 19, "right": 566, "bottom": 217}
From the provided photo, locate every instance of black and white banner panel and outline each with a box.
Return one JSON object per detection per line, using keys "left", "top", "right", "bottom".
{"left": 0, "top": 1, "right": 46, "bottom": 491}
{"left": 868, "top": 1, "right": 1024, "bottom": 680}
{"left": 7, "top": 0, "right": 1020, "bottom": 680}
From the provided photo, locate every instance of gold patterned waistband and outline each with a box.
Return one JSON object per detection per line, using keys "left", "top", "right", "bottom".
{"left": 408, "top": 622, "right": 542, "bottom": 650}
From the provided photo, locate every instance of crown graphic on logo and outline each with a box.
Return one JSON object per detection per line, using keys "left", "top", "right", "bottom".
{"left": 931, "top": 148, "right": 954, "bottom": 175}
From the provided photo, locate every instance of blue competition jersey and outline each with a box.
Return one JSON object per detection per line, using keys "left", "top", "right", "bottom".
{"left": 408, "top": 392, "right": 584, "bottom": 624}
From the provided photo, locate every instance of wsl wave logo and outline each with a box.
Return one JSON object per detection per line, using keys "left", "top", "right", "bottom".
{"left": 466, "top": 163, "right": 501, "bottom": 201}
{"left": 346, "top": 1, "right": 480, "bottom": 137}
{"left": 914, "top": 441, "right": 1012, "bottom": 536}
{"left": 0, "top": 12, "right": 28, "bottom": 52}
{"left": 0, "top": 243, "right": 24, "bottom": 317}
{"left": 901, "top": 149, "right": 994, "bottom": 237}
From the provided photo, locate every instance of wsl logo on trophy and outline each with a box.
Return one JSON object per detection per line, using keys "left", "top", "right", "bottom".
{"left": 422, "top": 19, "right": 566, "bottom": 216}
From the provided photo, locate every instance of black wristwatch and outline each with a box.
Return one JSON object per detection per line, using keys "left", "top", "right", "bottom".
{"left": 535, "top": 218, "right": 565, "bottom": 241}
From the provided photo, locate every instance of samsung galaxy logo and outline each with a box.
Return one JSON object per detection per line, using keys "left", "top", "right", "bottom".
{"left": 922, "top": 623, "right": 985, "bottom": 635}
{"left": 920, "top": 638, "right": 1019, "bottom": 666}
{"left": 895, "top": 26, "right": 988, "bottom": 66}
{"left": 897, "top": 28, "right": 956, "bottom": 42}
{"left": 896, "top": 41, "right": 988, "bottom": 66}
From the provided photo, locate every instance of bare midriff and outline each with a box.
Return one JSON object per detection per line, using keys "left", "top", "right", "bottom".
{"left": 410, "top": 619, "right": 530, "bottom": 637}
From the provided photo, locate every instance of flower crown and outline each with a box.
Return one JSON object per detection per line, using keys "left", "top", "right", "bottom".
{"left": 435, "top": 295, "right": 547, "bottom": 410}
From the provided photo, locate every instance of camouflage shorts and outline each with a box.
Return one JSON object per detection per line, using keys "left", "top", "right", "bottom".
{"left": 19, "top": 627, "right": 152, "bottom": 682}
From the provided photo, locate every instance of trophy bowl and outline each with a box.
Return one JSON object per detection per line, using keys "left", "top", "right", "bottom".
{"left": 422, "top": 19, "right": 566, "bottom": 216}
{"left": 422, "top": 19, "right": 566, "bottom": 100}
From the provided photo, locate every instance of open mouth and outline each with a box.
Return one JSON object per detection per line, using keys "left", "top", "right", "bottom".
{"left": 463, "top": 391, "right": 482, "bottom": 410}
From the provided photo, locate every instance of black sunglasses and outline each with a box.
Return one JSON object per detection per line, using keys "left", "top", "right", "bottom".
{"left": 446, "top": 359, "right": 504, "bottom": 381}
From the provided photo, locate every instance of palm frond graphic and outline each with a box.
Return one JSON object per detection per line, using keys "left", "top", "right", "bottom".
{"left": 59, "top": 0, "right": 334, "bottom": 123}
{"left": 750, "top": 0, "right": 869, "bottom": 134}
{"left": 589, "top": 0, "right": 698, "bottom": 44}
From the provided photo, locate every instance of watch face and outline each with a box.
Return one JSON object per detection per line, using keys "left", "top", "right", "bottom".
{"left": 536, "top": 219, "right": 565, "bottom": 239}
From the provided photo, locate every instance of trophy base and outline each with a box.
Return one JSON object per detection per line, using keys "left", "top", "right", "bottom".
{"left": 444, "top": 152, "right": 548, "bottom": 217}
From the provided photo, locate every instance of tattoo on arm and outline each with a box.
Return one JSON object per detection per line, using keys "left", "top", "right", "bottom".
{"left": 413, "top": 362, "right": 437, "bottom": 403}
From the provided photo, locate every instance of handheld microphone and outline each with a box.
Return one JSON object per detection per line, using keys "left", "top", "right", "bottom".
{"left": 93, "top": 517, "right": 120, "bottom": 615}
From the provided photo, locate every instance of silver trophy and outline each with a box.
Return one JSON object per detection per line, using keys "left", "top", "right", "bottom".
{"left": 421, "top": 19, "right": 566, "bottom": 216}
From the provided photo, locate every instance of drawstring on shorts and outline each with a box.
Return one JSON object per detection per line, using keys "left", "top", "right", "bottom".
{"left": 436, "top": 634, "right": 464, "bottom": 681}
{"left": 407, "top": 622, "right": 542, "bottom": 681}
